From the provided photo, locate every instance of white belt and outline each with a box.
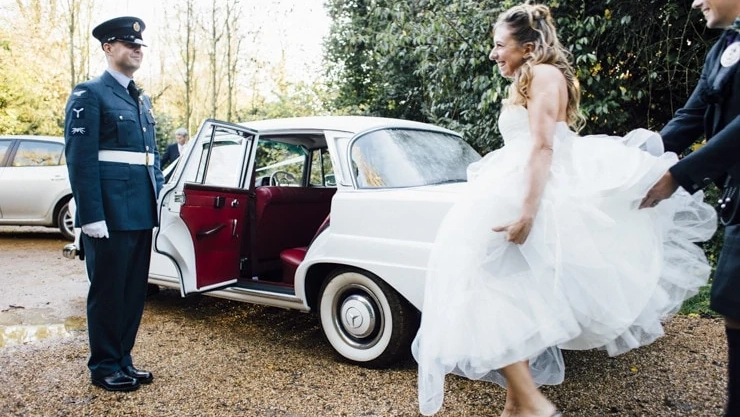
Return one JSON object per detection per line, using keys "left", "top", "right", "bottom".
{"left": 98, "top": 150, "right": 154, "bottom": 166}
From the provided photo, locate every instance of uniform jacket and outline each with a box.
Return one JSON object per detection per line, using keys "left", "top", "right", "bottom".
{"left": 64, "top": 71, "right": 164, "bottom": 230}
{"left": 661, "top": 30, "right": 740, "bottom": 193}
{"left": 160, "top": 142, "right": 180, "bottom": 168}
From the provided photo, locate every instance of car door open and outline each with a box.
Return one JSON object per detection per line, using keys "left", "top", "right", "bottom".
{"left": 154, "top": 119, "right": 256, "bottom": 295}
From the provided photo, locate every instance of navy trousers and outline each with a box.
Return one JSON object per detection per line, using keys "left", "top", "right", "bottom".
{"left": 83, "top": 229, "right": 152, "bottom": 379}
{"left": 712, "top": 224, "right": 740, "bottom": 320}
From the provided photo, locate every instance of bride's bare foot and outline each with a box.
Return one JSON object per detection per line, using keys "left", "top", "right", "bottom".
{"left": 499, "top": 400, "right": 557, "bottom": 416}
{"left": 499, "top": 405, "right": 517, "bottom": 417}
{"left": 503, "top": 409, "right": 558, "bottom": 417}
{"left": 506, "top": 395, "right": 557, "bottom": 417}
{"left": 499, "top": 387, "right": 519, "bottom": 417}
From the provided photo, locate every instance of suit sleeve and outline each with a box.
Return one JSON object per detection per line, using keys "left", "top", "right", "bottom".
{"left": 64, "top": 85, "right": 105, "bottom": 226}
{"left": 659, "top": 76, "right": 709, "bottom": 155}
{"left": 659, "top": 38, "right": 734, "bottom": 193}
{"left": 669, "top": 115, "right": 740, "bottom": 191}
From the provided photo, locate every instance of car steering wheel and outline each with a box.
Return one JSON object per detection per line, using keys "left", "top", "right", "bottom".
{"left": 269, "top": 170, "right": 297, "bottom": 186}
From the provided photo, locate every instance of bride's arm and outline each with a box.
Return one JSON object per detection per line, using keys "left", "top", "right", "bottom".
{"left": 493, "top": 64, "right": 565, "bottom": 244}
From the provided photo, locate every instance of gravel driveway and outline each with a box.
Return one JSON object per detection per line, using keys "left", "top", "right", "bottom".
{"left": 0, "top": 228, "right": 729, "bottom": 416}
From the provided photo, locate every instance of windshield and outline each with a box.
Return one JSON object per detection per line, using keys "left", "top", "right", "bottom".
{"left": 349, "top": 128, "right": 481, "bottom": 189}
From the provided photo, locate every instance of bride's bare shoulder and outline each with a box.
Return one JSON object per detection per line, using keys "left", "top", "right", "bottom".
{"left": 531, "top": 64, "right": 566, "bottom": 83}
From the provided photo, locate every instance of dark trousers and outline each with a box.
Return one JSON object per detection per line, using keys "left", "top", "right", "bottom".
{"left": 712, "top": 224, "right": 740, "bottom": 416}
{"left": 83, "top": 229, "right": 152, "bottom": 379}
{"left": 712, "top": 224, "right": 740, "bottom": 319}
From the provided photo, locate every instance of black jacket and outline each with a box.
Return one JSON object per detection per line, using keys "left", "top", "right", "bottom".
{"left": 661, "top": 30, "right": 740, "bottom": 192}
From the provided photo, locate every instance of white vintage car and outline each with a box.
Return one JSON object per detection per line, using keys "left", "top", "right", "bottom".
{"left": 66, "top": 116, "right": 481, "bottom": 367}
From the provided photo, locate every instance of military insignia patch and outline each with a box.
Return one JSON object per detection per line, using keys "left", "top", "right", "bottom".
{"left": 70, "top": 126, "right": 88, "bottom": 136}
{"left": 72, "top": 89, "right": 88, "bottom": 98}
{"left": 71, "top": 107, "right": 85, "bottom": 119}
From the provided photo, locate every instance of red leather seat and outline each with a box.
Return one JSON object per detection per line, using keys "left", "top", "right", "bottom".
{"left": 278, "top": 214, "right": 331, "bottom": 284}
{"left": 253, "top": 186, "right": 335, "bottom": 275}
{"left": 279, "top": 247, "right": 307, "bottom": 284}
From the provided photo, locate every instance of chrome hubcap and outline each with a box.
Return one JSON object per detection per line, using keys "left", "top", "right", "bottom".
{"left": 339, "top": 294, "right": 376, "bottom": 339}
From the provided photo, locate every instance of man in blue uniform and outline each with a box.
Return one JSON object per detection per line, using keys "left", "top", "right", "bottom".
{"left": 641, "top": 1, "right": 740, "bottom": 415}
{"left": 64, "top": 16, "right": 164, "bottom": 392}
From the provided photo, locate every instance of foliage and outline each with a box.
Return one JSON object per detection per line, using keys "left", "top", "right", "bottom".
{"left": 324, "top": 0, "right": 426, "bottom": 121}
{"left": 153, "top": 111, "right": 178, "bottom": 155}
{"left": 680, "top": 284, "right": 719, "bottom": 317}
{"left": 236, "top": 81, "right": 332, "bottom": 121}
{"left": 0, "top": 23, "right": 68, "bottom": 135}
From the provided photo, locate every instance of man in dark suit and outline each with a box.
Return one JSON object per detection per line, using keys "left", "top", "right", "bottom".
{"left": 641, "top": 2, "right": 740, "bottom": 415}
{"left": 64, "top": 16, "right": 164, "bottom": 392}
{"left": 160, "top": 127, "right": 188, "bottom": 169}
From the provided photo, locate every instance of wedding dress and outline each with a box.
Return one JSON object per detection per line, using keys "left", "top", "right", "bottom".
{"left": 411, "top": 104, "right": 718, "bottom": 416}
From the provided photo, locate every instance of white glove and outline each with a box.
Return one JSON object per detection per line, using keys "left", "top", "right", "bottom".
{"left": 81, "top": 220, "right": 109, "bottom": 239}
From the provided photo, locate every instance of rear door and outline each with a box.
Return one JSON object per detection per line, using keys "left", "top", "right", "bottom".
{"left": 154, "top": 120, "right": 257, "bottom": 294}
{"left": 0, "top": 138, "right": 68, "bottom": 221}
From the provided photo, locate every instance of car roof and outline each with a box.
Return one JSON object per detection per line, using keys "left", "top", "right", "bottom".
{"left": 0, "top": 135, "right": 65, "bottom": 144}
{"left": 238, "top": 116, "right": 460, "bottom": 137}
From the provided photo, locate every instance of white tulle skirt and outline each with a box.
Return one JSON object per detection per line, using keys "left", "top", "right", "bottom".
{"left": 411, "top": 125, "right": 717, "bottom": 416}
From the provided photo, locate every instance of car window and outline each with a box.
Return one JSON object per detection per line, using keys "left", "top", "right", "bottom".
{"left": 309, "top": 148, "right": 335, "bottom": 187}
{"left": 196, "top": 140, "right": 244, "bottom": 187}
{"left": 254, "top": 141, "right": 306, "bottom": 187}
{"left": 349, "top": 128, "right": 481, "bottom": 189}
{"left": 11, "top": 140, "right": 64, "bottom": 167}
{"left": 0, "top": 140, "right": 12, "bottom": 165}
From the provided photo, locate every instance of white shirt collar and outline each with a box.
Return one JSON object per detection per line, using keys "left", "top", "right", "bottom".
{"left": 106, "top": 68, "right": 133, "bottom": 90}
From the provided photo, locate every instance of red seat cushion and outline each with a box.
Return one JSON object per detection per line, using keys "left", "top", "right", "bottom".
{"left": 279, "top": 247, "right": 307, "bottom": 284}
{"left": 252, "top": 187, "right": 335, "bottom": 274}
{"left": 280, "top": 246, "right": 307, "bottom": 267}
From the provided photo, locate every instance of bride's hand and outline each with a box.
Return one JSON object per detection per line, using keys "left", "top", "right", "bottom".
{"left": 493, "top": 216, "right": 533, "bottom": 244}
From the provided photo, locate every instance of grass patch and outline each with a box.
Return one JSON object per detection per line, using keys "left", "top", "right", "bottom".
{"left": 679, "top": 284, "right": 720, "bottom": 317}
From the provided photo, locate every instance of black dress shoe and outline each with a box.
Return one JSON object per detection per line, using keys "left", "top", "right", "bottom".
{"left": 123, "top": 365, "right": 153, "bottom": 384}
{"left": 91, "top": 370, "right": 140, "bottom": 392}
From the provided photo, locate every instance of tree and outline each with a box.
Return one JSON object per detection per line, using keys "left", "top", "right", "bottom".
{"left": 0, "top": 0, "right": 70, "bottom": 134}
{"left": 324, "top": 0, "right": 425, "bottom": 121}
{"left": 63, "top": 0, "right": 96, "bottom": 89}
{"left": 223, "top": 0, "right": 245, "bottom": 121}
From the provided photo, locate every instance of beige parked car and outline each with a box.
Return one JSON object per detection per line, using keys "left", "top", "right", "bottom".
{"left": 0, "top": 135, "right": 74, "bottom": 240}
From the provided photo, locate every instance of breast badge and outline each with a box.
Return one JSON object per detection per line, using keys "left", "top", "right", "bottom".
{"left": 70, "top": 126, "right": 88, "bottom": 136}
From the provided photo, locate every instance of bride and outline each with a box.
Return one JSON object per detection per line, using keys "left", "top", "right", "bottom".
{"left": 411, "top": 3, "right": 717, "bottom": 417}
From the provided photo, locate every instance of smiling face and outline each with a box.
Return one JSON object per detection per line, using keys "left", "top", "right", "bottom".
{"left": 489, "top": 24, "right": 530, "bottom": 78}
{"left": 104, "top": 41, "right": 143, "bottom": 78}
{"left": 691, "top": 0, "right": 740, "bottom": 28}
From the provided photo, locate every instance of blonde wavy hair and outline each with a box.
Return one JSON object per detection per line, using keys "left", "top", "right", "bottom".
{"left": 494, "top": 3, "right": 586, "bottom": 131}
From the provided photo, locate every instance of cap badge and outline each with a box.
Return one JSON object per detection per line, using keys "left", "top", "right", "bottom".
{"left": 133, "top": 21, "right": 141, "bottom": 32}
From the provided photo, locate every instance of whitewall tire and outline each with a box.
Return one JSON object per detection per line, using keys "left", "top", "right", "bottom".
{"left": 318, "top": 268, "right": 419, "bottom": 368}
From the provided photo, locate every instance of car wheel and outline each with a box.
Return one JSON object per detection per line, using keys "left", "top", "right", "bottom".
{"left": 57, "top": 201, "right": 74, "bottom": 241}
{"left": 318, "top": 268, "right": 419, "bottom": 368}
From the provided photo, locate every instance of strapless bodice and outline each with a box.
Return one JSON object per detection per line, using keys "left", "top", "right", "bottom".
{"left": 498, "top": 105, "right": 570, "bottom": 145}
